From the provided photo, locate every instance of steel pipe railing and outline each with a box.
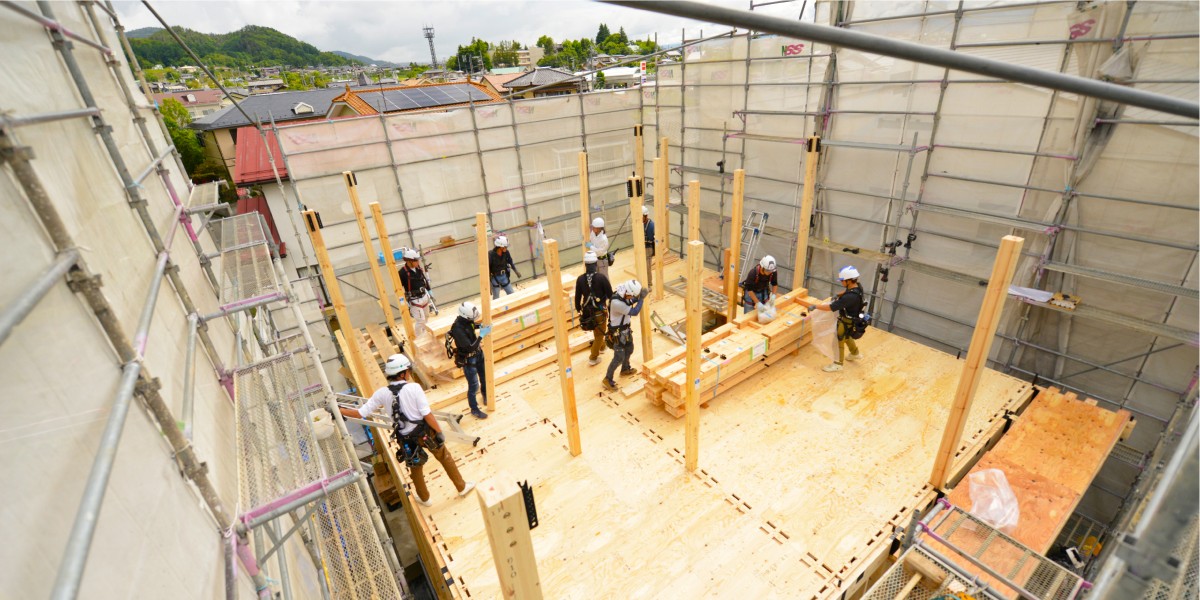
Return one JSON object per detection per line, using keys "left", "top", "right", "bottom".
{"left": 1, "top": 0, "right": 113, "bottom": 55}
{"left": 0, "top": 107, "right": 102, "bottom": 130}
{"left": 0, "top": 248, "right": 80, "bottom": 347}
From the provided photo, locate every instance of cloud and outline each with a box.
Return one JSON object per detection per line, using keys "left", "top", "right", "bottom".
{"left": 114, "top": 0, "right": 785, "bottom": 64}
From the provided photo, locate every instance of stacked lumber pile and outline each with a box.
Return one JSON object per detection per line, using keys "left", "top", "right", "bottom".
{"left": 641, "top": 288, "right": 818, "bottom": 417}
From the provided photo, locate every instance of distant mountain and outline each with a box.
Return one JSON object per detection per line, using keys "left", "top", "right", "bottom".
{"left": 332, "top": 50, "right": 401, "bottom": 68}
{"left": 126, "top": 25, "right": 361, "bottom": 69}
{"left": 125, "top": 27, "right": 163, "bottom": 39}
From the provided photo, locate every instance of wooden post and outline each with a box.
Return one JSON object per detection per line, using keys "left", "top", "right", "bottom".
{"left": 629, "top": 177, "right": 654, "bottom": 362}
{"left": 687, "top": 180, "right": 700, "bottom": 243}
{"left": 477, "top": 474, "right": 544, "bottom": 599}
{"left": 475, "top": 213, "right": 496, "bottom": 411}
{"left": 369, "top": 202, "right": 429, "bottom": 387}
{"left": 542, "top": 239, "right": 582, "bottom": 456}
{"left": 930, "top": 235, "right": 1025, "bottom": 488}
{"left": 794, "top": 136, "right": 821, "bottom": 289}
{"left": 653, "top": 156, "right": 667, "bottom": 300}
{"left": 578, "top": 152, "right": 591, "bottom": 244}
{"left": 303, "top": 210, "right": 372, "bottom": 392}
{"left": 685, "top": 240, "right": 703, "bottom": 472}
{"left": 633, "top": 124, "right": 645, "bottom": 184}
{"left": 727, "top": 169, "right": 745, "bottom": 317}
{"left": 722, "top": 248, "right": 734, "bottom": 318}
{"left": 344, "top": 172, "right": 398, "bottom": 337}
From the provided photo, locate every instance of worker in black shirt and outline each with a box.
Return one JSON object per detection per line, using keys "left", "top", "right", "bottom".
{"left": 488, "top": 234, "right": 522, "bottom": 299}
{"left": 574, "top": 251, "right": 613, "bottom": 366}
{"left": 398, "top": 248, "right": 433, "bottom": 337}
{"left": 808, "top": 265, "right": 865, "bottom": 372}
{"left": 448, "top": 302, "right": 491, "bottom": 419}
{"left": 740, "top": 255, "right": 779, "bottom": 314}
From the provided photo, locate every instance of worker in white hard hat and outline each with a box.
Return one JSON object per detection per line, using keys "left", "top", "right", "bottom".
{"left": 740, "top": 255, "right": 779, "bottom": 314}
{"left": 398, "top": 248, "right": 434, "bottom": 337}
{"left": 586, "top": 217, "right": 610, "bottom": 277}
{"left": 340, "top": 353, "right": 475, "bottom": 506}
{"left": 641, "top": 205, "right": 655, "bottom": 290}
{"left": 808, "top": 265, "right": 865, "bottom": 372}
{"left": 602, "top": 279, "right": 648, "bottom": 391}
{"left": 575, "top": 251, "right": 613, "bottom": 366}
{"left": 448, "top": 302, "right": 491, "bottom": 419}
{"left": 488, "top": 234, "right": 522, "bottom": 299}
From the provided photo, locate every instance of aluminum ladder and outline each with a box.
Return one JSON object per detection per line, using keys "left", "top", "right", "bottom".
{"left": 738, "top": 210, "right": 769, "bottom": 280}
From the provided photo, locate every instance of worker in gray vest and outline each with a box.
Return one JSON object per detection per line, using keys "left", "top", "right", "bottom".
{"left": 602, "top": 279, "right": 648, "bottom": 391}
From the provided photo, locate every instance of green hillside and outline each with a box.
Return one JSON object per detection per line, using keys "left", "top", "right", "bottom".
{"left": 127, "top": 25, "right": 359, "bottom": 69}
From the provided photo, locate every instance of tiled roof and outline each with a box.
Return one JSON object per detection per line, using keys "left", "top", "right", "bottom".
{"left": 189, "top": 88, "right": 344, "bottom": 131}
{"left": 506, "top": 67, "right": 576, "bottom": 89}
{"left": 152, "top": 89, "right": 224, "bottom": 106}
{"left": 329, "top": 81, "right": 503, "bottom": 116}
{"left": 482, "top": 72, "right": 525, "bottom": 93}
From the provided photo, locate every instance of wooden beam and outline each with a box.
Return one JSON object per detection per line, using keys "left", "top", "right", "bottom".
{"left": 579, "top": 152, "right": 591, "bottom": 244}
{"left": 685, "top": 240, "right": 703, "bottom": 472}
{"left": 541, "top": 239, "right": 582, "bottom": 456}
{"left": 653, "top": 156, "right": 667, "bottom": 301}
{"left": 727, "top": 169, "right": 745, "bottom": 317}
{"left": 343, "top": 171, "right": 398, "bottom": 337}
{"left": 794, "top": 137, "right": 820, "bottom": 289}
{"left": 475, "top": 213, "right": 496, "bottom": 411}
{"left": 687, "top": 180, "right": 700, "bottom": 243}
{"left": 930, "top": 235, "right": 1025, "bottom": 488}
{"left": 477, "top": 474, "right": 544, "bottom": 599}
{"left": 369, "top": 202, "right": 430, "bottom": 387}
{"left": 629, "top": 176, "right": 654, "bottom": 362}
{"left": 633, "top": 124, "right": 645, "bottom": 185}
{"left": 304, "top": 210, "right": 372, "bottom": 393}
{"left": 722, "top": 248, "right": 734, "bottom": 318}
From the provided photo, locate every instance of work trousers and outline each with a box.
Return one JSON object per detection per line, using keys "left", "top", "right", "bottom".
{"left": 462, "top": 353, "right": 487, "bottom": 411}
{"left": 588, "top": 312, "right": 608, "bottom": 360}
{"left": 409, "top": 300, "right": 430, "bottom": 338}
{"left": 605, "top": 336, "right": 633, "bottom": 382}
{"left": 410, "top": 443, "right": 466, "bottom": 503}
{"left": 596, "top": 260, "right": 609, "bottom": 279}
{"left": 836, "top": 318, "right": 860, "bottom": 365}
{"left": 490, "top": 278, "right": 515, "bottom": 299}
{"left": 644, "top": 248, "right": 654, "bottom": 289}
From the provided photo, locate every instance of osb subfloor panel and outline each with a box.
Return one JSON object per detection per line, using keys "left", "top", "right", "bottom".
{"left": 418, "top": 256, "right": 1031, "bottom": 599}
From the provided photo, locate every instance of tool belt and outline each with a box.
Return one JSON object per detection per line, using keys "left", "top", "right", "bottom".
{"left": 605, "top": 324, "right": 632, "bottom": 349}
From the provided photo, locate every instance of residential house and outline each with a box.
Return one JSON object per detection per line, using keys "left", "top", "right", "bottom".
{"left": 516, "top": 47, "right": 544, "bottom": 69}
{"left": 190, "top": 87, "right": 344, "bottom": 171}
{"left": 481, "top": 72, "right": 525, "bottom": 96}
{"left": 595, "top": 66, "right": 642, "bottom": 89}
{"left": 504, "top": 67, "right": 581, "bottom": 98}
{"left": 152, "top": 89, "right": 225, "bottom": 119}
{"left": 247, "top": 78, "right": 286, "bottom": 94}
{"left": 326, "top": 81, "right": 502, "bottom": 119}
{"left": 259, "top": 66, "right": 282, "bottom": 77}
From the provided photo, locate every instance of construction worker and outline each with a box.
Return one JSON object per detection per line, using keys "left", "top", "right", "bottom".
{"left": 642, "top": 205, "right": 655, "bottom": 289}
{"left": 808, "top": 265, "right": 864, "bottom": 372}
{"left": 488, "top": 234, "right": 522, "bottom": 299}
{"left": 602, "top": 279, "right": 648, "bottom": 391}
{"left": 398, "top": 248, "right": 433, "bottom": 337}
{"left": 449, "top": 302, "right": 491, "bottom": 419}
{"left": 575, "top": 251, "right": 612, "bottom": 366}
{"left": 586, "top": 217, "right": 610, "bottom": 278}
{"left": 339, "top": 354, "right": 475, "bottom": 506}
{"left": 741, "top": 255, "right": 779, "bottom": 314}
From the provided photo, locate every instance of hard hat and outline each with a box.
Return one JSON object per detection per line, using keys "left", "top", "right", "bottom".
{"left": 402, "top": 248, "right": 420, "bottom": 261}
{"left": 583, "top": 251, "right": 598, "bottom": 264}
{"left": 383, "top": 353, "right": 412, "bottom": 376}
{"left": 838, "top": 265, "right": 860, "bottom": 281}
{"left": 759, "top": 255, "right": 777, "bottom": 272}
{"left": 642, "top": 206, "right": 650, "bottom": 216}
{"left": 623, "top": 279, "right": 642, "bottom": 297}
{"left": 494, "top": 235, "right": 509, "bottom": 248}
{"left": 592, "top": 217, "right": 605, "bottom": 229}
{"left": 458, "top": 301, "right": 481, "bottom": 321}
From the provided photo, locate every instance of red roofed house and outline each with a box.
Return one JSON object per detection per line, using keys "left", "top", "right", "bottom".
{"left": 232, "top": 127, "right": 290, "bottom": 258}
{"left": 152, "top": 89, "right": 225, "bottom": 120}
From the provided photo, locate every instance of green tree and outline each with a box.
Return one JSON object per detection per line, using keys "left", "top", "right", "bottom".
{"left": 536, "top": 35, "right": 555, "bottom": 55}
{"left": 633, "top": 38, "right": 659, "bottom": 56}
{"left": 283, "top": 71, "right": 309, "bottom": 90}
{"left": 159, "top": 98, "right": 203, "bottom": 175}
{"left": 595, "top": 24, "right": 610, "bottom": 44}
{"left": 595, "top": 71, "right": 606, "bottom": 89}
{"left": 185, "top": 79, "right": 201, "bottom": 89}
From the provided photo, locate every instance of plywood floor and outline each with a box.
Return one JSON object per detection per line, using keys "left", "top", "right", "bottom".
{"left": 419, "top": 256, "right": 1032, "bottom": 599}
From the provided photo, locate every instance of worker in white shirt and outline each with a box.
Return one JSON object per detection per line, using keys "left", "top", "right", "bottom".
{"left": 587, "top": 217, "right": 610, "bottom": 277}
{"left": 339, "top": 354, "right": 475, "bottom": 506}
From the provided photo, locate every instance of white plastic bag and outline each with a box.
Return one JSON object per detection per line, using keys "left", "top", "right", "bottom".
{"left": 756, "top": 300, "right": 777, "bottom": 323}
{"left": 309, "top": 408, "right": 336, "bottom": 440}
{"left": 810, "top": 309, "right": 838, "bottom": 361}
{"left": 968, "top": 469, "right": 1020, "bottom": 533}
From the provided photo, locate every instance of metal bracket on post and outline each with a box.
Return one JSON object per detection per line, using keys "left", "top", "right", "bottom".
{"left": 519, "top": 480, "right": 538, "bottom": 530}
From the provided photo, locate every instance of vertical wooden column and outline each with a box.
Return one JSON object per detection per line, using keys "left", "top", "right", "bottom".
{"left": 687, "top": 180, "right": 700, "bottom": 243}
{"left": 578, "top": 152, "right": 591, "bottom": 244}
{"left": 727, "top": 169, "right": 745, "bottom": 317}
{"left": 633, "top": 124, "right": 645, "bottom": 184}
{"left": 930, "top": 235, "right": 1025, "bottom": 488}
{"left": 370, "top": 202, "right": 428, "bottom": 385}
{"left": 628, "top": 177, "right": 654, "bottom": 362}
{"left": 303, "top": 211, "right": 371, "bottom": 390}
{"left": 794, "top": 136, "right": 821, "bottom": 289}
{"left": 475, "top": 213, "right": 496, "bottom": 411}
{"left": 653, "top": 156, "right": 667, "bottom": 300}
{"left": 541, "top": 239, "right": 582, "bottom": 456}
{"left": 477, "top": 474, "right": 544, "bottom": 599}
{"left": 685, "top": 240, "right": 703, "bottom": 472}
{"left": 344, "top": 171, "right": 397, "bottom": 336}
{"left": 721, "top": 248, "right": 734, "bottom": 318}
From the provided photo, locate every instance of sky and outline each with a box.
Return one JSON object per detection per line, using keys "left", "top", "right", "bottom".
{"left": 112, "top": 0, "right": 802, "bottom": 65}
